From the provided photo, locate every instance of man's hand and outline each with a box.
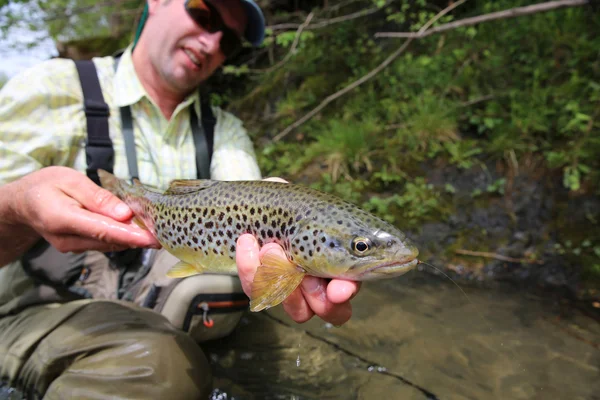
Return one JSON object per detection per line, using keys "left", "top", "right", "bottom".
{"left": 0, "top": 166, "right": 159, "bottom": 264}
{"left": 236, "top": 234, "right": 360, "bottom": 326}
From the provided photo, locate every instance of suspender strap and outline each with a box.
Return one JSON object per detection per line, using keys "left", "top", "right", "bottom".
{"left": 74, "top": 60, "right": 113, "bottom": 186}
{"left": 120, "top": 105, "right": 139, "bottom": 181}
{"left": 192, "top": 95, "right": 215, "bottom": 179}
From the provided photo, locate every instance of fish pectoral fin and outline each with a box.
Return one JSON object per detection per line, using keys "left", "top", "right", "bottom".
{"left": 165, "top": 179, "right": 217, "bottom": 195}
{"left": 166, "top": 261, "right": 203, "bottom": 278}
{"left": 250, "top": 252, "right": 305, "bottom": 312}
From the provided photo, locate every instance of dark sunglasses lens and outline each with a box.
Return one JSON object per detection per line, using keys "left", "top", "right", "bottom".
{"left": 185, "top": 0, "right": 242, "bottom": 58}
{"left": 185, "top": 0, "right": 217, "bottom": 32}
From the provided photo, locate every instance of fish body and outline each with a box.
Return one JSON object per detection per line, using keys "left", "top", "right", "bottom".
{"left": 99, "top": 170, "right": 419, "bottom": 311}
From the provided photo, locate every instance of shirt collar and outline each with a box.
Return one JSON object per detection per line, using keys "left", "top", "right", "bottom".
{"left": 113, "top": 45, "right": 148, "bottom": 107}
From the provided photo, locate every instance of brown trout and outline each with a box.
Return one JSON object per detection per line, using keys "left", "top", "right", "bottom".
{"left": 99, "top": 170, "right": 419, "bottom": 311}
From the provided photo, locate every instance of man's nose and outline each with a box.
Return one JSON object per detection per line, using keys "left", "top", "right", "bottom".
{"left": 199, "top": 31, "right": 223, "bottom": 55}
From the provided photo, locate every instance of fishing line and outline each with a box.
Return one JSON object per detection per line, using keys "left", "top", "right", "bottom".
{"left": 262, "top": 312, "right": 441, "bottom": 400}
{"left": 417, "top": 260, "right": 494, "bottom": 334}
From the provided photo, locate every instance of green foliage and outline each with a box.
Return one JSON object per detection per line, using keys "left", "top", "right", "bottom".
{"left": 362, "top": 177, "right": 445, "bottom": 227}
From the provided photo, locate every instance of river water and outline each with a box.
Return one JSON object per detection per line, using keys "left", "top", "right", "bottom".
{"left": 204, "top": 271, "right": 600, "bottom": 400}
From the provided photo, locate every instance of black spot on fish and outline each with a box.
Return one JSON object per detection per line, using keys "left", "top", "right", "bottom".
{"left": 213, "top": 248, "right": 219, "bottom": 255}
{"left": 309, "top": 250, "right": 313, "bottom": 257}
{"left": 183, "top": 215, "right": 188, "bottom": 223}
{"left": 337, "top": 220, "right": 343, "bottom": 225}
{"left": 271, "top": 220, "right": 277, "bottom": 229}
{"left": 267, "top": 230, "right": 274, "bottom": 238}
{"left": 321, "top": 237, "right": 326, "bottom": 243}
{"left": 227, "top": 230, "right": 233, "bottom": 239}
{"left": 192, "top": 237, "right": 198, "bottom": 244}
{"left": 316, "top": 246, "right": 321, "bottom": 252}
{"left": 218, "top": 212, "right": 225, "bottom": 222}
{"left": 329, "top": 242, "right": 335, "bottom": 248}
{"left": 262, "top": 215, "right": 268, "bottom": 224}
{"left": 230, "top": 245, "right": 235, "bottom": 253}
{"left": 211, "top": 209, "right": 216, "bottom": 216}
{"left": 207, "top": 236, "right": 213, "bottom": 243}
{"left": 289, "top": 226, "right": 296, "bottom": 235}
{"left": 299, "top": 246, "right": 305, "bottom": 252}
{"left": 201, "top": 239, "right": 206, "bottom": 246}
{"left": 190, "top": 222, "right": 195, "bottom": 230}
{"left": 216, "top": 240, "right": 222, "bottom": 246}
{"left": 205, "top": 221, "right": 214, "bottom": 229}
{"left": 260, "top": 230, "right": 266, "bottom": 238}
{"left": 227, "top": 216, "right": 233, "bottom": 225}
{"left": 250, "top": 207, "right": 255, "bottom": 215}
{"left": 254, "top": 221, "right": 260, "bottom": 229}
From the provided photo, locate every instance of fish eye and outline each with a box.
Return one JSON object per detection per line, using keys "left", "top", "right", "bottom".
{"left": 352, "top": 237, "right": 372, "bottom": 256}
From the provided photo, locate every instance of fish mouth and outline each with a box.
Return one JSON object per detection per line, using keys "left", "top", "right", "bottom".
{"left": 359, "top": 258, "right": 419, "bottom": 279}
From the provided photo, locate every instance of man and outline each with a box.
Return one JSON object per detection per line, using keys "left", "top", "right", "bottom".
{"left": 0, "top": 0, "right": 359, "bottom": 398}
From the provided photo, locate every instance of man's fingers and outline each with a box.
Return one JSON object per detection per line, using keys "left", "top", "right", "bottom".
{"left": 282, "top": 287, "right": 315, "bottom": 323}
{"left": 326, "top": 280, "right": 361, "bottom": 304}
{"left": 49, "top": 235, "right": 131, "bottom": 253}
{"left": 300, "top": 277, "right": 353, "bottom": 326}
{"left": 52, "top": 207, "right": 159, "bottom": 249}
{"left": 235, "top": 234, "right": 261, "bottom": 296}
{"left": 262, "top": 177, "right": 289, "bottom": 183}
{"left": 63, "top": 176, "right": 132, "bottom": 221}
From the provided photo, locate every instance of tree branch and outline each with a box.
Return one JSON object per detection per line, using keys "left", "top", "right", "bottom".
{"left": 267, "top": 1, "right": 391, "bottom": 31}
{"left": 375, "top": 0, "right": 589, "bottom": 39}
{"left": 271, "top": 0, "right": 468, "bottom": 142}
{"left": 455, "top": 249, "right": 544, "bottom": 265}
{"left": 250, "top": 12, "right": 314, "bottom": 74}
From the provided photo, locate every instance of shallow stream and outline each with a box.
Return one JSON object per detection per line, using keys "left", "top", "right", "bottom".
{"left": 205, "top": 271, "right": 600, "bottom": 400}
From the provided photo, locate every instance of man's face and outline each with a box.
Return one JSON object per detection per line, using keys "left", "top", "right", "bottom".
{"left": 145, "top": 0, "right": 247, "bottom": 94}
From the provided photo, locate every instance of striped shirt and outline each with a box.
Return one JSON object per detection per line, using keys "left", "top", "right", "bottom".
{"left": 0, "top": 45, "right": 261, "bottom": 189}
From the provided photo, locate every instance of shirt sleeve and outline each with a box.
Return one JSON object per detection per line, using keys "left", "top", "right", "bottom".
{"left": 0, "top": 59, "right": 86, "bottom": 185}
{"left": 210, "top": 107, "right": 262, "bottom": 181}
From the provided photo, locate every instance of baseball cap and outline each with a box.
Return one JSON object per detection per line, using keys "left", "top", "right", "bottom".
{"left": 133, "top": 0, "right": 266, "bottom": 48}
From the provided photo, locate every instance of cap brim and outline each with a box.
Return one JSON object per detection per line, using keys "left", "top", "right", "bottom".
{"left": 241, "top": 0, "right": 265, "bottom": 47}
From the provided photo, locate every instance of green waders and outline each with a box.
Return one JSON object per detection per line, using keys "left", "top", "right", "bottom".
{"left": 0, "top": 244, "right": 232, "bottom": 399}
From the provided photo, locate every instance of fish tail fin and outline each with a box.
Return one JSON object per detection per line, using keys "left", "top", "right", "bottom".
{"left": 98, "top": 169, "right": 124, "bottom": 195}
{"left": 98, "top": 169, "right": 138, "bottom": 200}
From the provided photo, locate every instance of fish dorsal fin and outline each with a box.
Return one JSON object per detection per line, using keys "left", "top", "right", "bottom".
{"left": 250, "top": 251, "right": 306, "bottom": 312}
{"left": 164, "top": 179, "right": 217, "bottom": 195}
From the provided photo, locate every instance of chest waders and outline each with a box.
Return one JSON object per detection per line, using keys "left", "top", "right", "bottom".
{"left": 19, "top": 58, "right": 248, "bottom": 343}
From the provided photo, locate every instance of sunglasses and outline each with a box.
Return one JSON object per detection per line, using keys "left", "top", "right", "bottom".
{"left": 184, "top": 0, "right": 243, "bottom": 58}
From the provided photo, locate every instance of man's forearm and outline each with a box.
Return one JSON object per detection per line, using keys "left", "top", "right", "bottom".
{"left": 0, "top": 181, "right": 40, "bottom": 266}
